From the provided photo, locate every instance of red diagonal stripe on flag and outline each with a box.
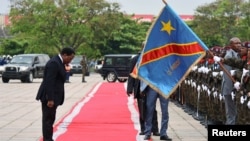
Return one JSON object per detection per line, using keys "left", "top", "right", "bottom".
{"left": 130, "top": 65, "right": 138, "bottom": 78}
{"left": 141, "top": 43, "right": 204, "bottom": 65}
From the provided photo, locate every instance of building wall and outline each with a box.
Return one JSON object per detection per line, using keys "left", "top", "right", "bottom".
{"left": 0, "top": 15, "right": 4, "bottom": 26}
{"left": 4, "top": 15, "right": 10, "bottom": 26}
{"left": 0, "top": 15, "right": 10, "bottom": 26}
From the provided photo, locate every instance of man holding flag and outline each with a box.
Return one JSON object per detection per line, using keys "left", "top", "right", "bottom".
{"left": 130, "top": 1, "right": 208, "bottom": 140}
{"left": 135, "top": 1, "right": 208, "bottom": 100}
{"left": 127, "top": 42, "right": 160, "bottom": 136}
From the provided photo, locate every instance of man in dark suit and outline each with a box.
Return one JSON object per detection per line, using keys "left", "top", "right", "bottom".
{"left": 126, "top": 42, "right": 160, "bottom": 136}
{"left": 36, "top": 47, "right": 75, "bottom": 141}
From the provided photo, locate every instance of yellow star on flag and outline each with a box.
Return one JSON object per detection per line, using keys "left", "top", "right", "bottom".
{"left": 161, "top": 20, "right": 175, "bottom": 35}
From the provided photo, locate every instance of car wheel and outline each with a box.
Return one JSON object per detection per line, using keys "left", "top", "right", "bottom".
{"left": 107, "top": 72, "right": 117, "bottom": 82}
{"left": 26, "top": 72, "right": 33, "bottom": 83}
{"left": 2, "top": 77, "right": 9, "bottom": 83}
{"left": 118, "top": 79, "right": 127, "bottom": 83}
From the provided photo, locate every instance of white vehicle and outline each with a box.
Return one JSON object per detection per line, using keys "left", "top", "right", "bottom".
{"left": 94, "top": 60, "right": 103, "bottom": 73}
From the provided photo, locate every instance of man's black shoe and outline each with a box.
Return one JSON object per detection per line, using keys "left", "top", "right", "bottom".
{"left": 139, "top": 132, "right": 145, "bottom": 135}
{"left": 152, "top": 132, "right": 160, "bottom": 136}
{"left": 144, "top": 135, "right": 151, "bottom": 140}
{"left": 160, "top": 135, "right": 172, "bottom": 140}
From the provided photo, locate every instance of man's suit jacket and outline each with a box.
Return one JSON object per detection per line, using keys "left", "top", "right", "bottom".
{"left": 36, "top": 55, "right": 66, "bottom": 106}
{"left": 222, "top": 49, "right": 240, "bottom": 95}
{"left": 127, "top": 53, "right": 141, "bottom": 99}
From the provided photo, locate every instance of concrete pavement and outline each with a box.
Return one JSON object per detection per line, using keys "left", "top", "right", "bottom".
{"left": 0, "top": 73, "right": 207, "bottom": 141}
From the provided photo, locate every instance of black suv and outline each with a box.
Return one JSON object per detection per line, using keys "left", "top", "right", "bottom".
{"left": 100, "top": 54, "right": 136, "bottom": 82}
{"left": 1, "top": 54, "right": 50, "bottom": 83}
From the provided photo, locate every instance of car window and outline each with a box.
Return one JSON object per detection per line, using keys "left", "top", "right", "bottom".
{"left": 71, "top": 56, "right": 82, "bottom": 64}
{"left": 34, "top": 56, "right": 39, "bottom": 63}
{"left": 105, "top": 58, "right": 113, "bottom": 65}
{"left": 10, "top": 56, "right": 33, "bottom": 64}
{"left": 97, "top": 60, "right": 102, "bottom": 65}
{"left": 43, "top": 55, "right": 50, "bottom": 62}
{"left": 115, "top": 57, "right": 127, "bottom": 66}
{"left": 38, "top": 56, "right": 44, "bottom": 63}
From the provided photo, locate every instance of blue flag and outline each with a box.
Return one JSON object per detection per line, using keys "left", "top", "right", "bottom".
{"left": 137, "top": 4, "right": 208, "bottom": 98}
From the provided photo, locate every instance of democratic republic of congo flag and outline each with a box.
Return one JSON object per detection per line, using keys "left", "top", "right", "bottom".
{"left": 130, "top": 54, "right": 141, "bottom": 79}
{"left": 137, "top": 4, "right": 208, "bottom": 98}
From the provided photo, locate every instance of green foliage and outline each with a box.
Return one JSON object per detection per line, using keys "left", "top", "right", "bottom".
{"left": 6, "top": 0, "right": 124, "bottom": 56}
{"left": 2, "top": 0, "right": 150, "bottom": 58}
{"left": 105, "top": 15, "right": 151, "bottom": 54}
{"left": 0, "top": 39, "right": 26, "bottom": 55}
{"left": 192, "top": 0, "right": 249, "bottom": 47}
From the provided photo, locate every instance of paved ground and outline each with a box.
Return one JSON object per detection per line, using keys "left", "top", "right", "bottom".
{"left": 0, "top": 73, "right": 207, "bottom": 141}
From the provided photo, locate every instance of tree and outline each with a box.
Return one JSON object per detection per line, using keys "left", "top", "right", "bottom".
{"left": 0, "top": 39, "right": 25, "bottom": 55}
{"left": 7, "top": 0, "right": 122, "bottom": 56}
{"left": 1, "top": 0, "right": 156, "bottom": 58}
{"left": 192, "top": 0, "right": 249, "bottom": 47}
{"left": 237, "top": 0, "right": 250, "bottom": 41}
{"left": 104, "top": 15, "right": 151, "bottom": 54}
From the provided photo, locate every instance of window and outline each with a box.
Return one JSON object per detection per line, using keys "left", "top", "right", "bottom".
{"left": 115, "top": 57, "right": 126, "bottom": 66}
{"left": 105, "top": 58, "right": 113, "bottom": 65}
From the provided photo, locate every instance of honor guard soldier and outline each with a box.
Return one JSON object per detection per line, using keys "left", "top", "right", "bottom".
{"left": 80, "top": 55, "right": 87, "bottom": 83}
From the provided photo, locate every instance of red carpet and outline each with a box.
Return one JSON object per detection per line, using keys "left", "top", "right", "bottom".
{"left": 44, "top": 82, "right": 145, "bottom": 141}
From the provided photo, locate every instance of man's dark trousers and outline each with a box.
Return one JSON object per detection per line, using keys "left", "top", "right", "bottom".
{"left": 42, "top": 102, "right": 57, "bottom": 141}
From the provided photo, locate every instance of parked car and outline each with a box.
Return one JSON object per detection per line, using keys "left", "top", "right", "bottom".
{"left": 0, "top": 55, "right": 12, "bottom": 76}
{"left": 70, "top": 55, "right": 90, "bottom": 76}
{"left": 100, "top": 54, "right": 136, "bottom": 82}
{"left": 0, "top": 66, "right": 4, "bottom": 76}
{"left": 94, "top": 59, "right": 103, "bottom": 73}
{"left": 0, "top": 64, "right": 5, "bottom": 76}
{"left": 1, "top": 54, "right": 50, "bottom": 83}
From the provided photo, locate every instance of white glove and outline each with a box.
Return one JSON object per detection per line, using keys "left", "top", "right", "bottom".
{"left": 242, "top": 68, "right": 249, "bottom": 76}
{"left": 247, "top": 101, "right": 250, "bottom": 109}
{"left": 234, "top": 81, "right": 241, "bottom": 91}
{"left": 230, "top": 70, "right": 236, "bottom": 76}
{"left": 240, "top": 96, "right": 247, "bottom": 104}
{"left": 213, "top": 56, "right": 221, "bottom": 62}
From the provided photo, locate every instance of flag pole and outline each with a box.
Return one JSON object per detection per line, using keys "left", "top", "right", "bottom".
{"left": 208, "top": 50, "right": 236, "bottom": 83}
{"left": 162, "top": 0, "right": 167, "bottom": 5}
